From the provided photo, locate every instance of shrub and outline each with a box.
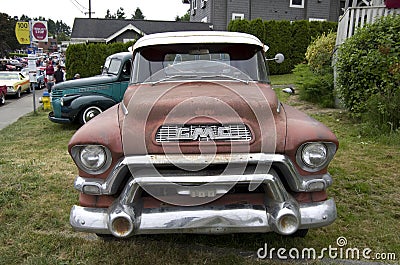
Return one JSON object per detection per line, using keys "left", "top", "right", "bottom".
{"left": 65, "top": 41, "right": 135, "bottom": 80}
{"left": 229, "top": 19, "right": 337, "bottom": 75}
{"left": 294, "top": 32, "right": 336, "bottom": 107}
{"left": 294, "top": 64, "right": 335, "bottom": 108}
{"left": 265, "top": 20, "right": 293, "bottom": 75}
{"left": 249, "top": 18, "right": 265, "bottom": 42}
{"left": 335, "top": 15, "right": 400, "bottom": 131}
{"left": 290, "top": 21, "right": 311, "bottom": 66}
{"left": 305, "top": 32, "right": 336, "bottom": 74}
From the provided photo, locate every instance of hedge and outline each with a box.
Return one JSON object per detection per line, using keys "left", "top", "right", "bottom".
{"left": 228, "top": 18, "right": 337, "bottom": 74}
{"left": 335, "top": 15, "right": 400, "bottom": 132}
{"left": 65, "top": 41, "right": 134, "bottom": 80}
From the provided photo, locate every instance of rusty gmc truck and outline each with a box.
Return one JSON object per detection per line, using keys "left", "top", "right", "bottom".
{"left": 68, "top": 31, "right": 338, "bottom": 238}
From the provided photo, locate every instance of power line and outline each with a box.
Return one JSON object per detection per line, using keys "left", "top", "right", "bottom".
{"left": 72, "top": 0, "right": 88, "bottom": 10}
{"left": 69, "top": 0, "right": 87, "bottom": 14}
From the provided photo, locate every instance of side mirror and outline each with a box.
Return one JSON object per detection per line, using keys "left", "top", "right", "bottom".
{"left": 274, "top": 53, "right": 285, "bottom": 64}
{"left": 266, "top": 53, "right": 285, "bottom": 64}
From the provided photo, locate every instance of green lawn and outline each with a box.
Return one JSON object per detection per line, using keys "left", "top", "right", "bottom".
{"left": 0, "top": 95, "right": 399, "bottom": 264}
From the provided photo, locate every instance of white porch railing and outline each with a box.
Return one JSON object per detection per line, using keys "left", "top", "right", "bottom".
{"left": 336, "top": 5, "right": 400, "bottom": 46}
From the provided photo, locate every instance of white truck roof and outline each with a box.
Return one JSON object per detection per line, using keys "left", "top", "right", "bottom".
{"left": 132, "top": 31, "right": 266, "bottom": 51}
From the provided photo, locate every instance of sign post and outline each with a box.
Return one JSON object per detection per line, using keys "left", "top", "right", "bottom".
{"left": 27, "top": 55, "right": 37, "bottom": 113}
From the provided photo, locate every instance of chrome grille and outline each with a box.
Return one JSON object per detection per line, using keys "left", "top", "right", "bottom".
{"left": 51, "top": 90, "right": 63, "bottom": 98}
{"left": 155, "top": 124, "right": 252, "bottom": 143}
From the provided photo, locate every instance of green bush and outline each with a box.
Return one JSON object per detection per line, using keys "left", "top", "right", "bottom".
{"left": 294, "top": 32, "right": 336, "bottom": 107}
{"left": 265, "top": 20, "right": 293, "bottom": 75}
{"left": 294, "top": 64, "right": 335, "bottom": 108}
{"left": 249, "top": 18, "right": 265, "bottom": 42}
{"left": 290, "top": 21, "right": 311, "bottom": 66}
{"left": 65, "top": 41, "right": 135, "bottom": 80}
{"left": 228, "top": 19, "right": 337, "bottom": 75}
{"left": 306, "top": 32, "right": 336, "bottom": 74}
{"left": 336, "top": 15, "right": 400, "bottom": 132}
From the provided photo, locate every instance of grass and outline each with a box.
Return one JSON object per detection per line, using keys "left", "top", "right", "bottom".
{"left": 269, "top": 73, "right": 297, "bottom": 86}
{"left": 0, "top": 92, "right": 399, "bottom": 264}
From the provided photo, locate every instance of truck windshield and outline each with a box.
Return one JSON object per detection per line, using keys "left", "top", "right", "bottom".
{"left": 131, "top": 43, "right": 269, "bottom": 84}
{"left": 102, "top": 58, "right": 122, "bottom": 75}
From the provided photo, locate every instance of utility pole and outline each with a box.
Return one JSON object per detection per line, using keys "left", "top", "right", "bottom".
{"left": 89, "top": 0, "right": 92, "bottom": 18}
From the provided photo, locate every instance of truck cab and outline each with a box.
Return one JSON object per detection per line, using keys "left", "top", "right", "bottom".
{"left": 49, "top": 52, "right": 132, "bottom": 124}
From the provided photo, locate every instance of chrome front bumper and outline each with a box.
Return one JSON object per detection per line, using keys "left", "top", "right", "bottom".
{"left": 70, "top": 172, "right": 337, "bottom": 237}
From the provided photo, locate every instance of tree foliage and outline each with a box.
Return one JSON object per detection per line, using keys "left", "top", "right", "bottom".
{"left": 0, "top": 13, "right": 20, "bottom": 57}
{"left": 65, "top": 41, "right": 135, "bottom": 80}
{"left": 175, "top": 9, "right": 190, "bottom": 22}
{"left": 228, "top": 18, "right": 337, "bottom": 74}
{"left": 294, "top": 32, "right": 337, "bottom": 108}
{"left": 336, "top": 15, "right": 400, "bottom": 132}
{"left": 105, "top": 7, "right": 126, "bottom": 19}
{"left": 132, "top": 7, "right": 145, "bottom": 20}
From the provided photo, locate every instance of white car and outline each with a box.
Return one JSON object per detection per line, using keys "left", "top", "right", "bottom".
{"left": 0, "top": 71, "right": 31, "bottom": 98}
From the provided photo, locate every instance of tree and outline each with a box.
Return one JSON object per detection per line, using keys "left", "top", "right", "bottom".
{"left": 105, "top": 9, "right": 114, "bottom": 19}
{"left": 105, "top": 8, "right": 126, "bottom": 19}
{"left": 132, "top": 7, "right": 145, "bottom": 20}
{"left": 175, "top": 9, "right": 190, "bottom": 22}
{"left": 116, "top": 8, "right": 126, "bottom": 19}
{"left": 0, "top": 13, "right": 22, "bottom": 57}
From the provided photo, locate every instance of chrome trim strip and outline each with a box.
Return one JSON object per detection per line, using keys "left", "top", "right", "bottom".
{"left": 74, "top": 153, "right": 333, "bottom": 195}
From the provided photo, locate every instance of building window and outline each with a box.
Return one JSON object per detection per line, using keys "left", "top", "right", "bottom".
{"left": 290, "top": 0, "right": 305, "bottom": 8}
{"left": 232, "top": 13, "right": 244, "bottom": 20}
{"left": 193, "top": 0, "right": 197, "bottom": 10}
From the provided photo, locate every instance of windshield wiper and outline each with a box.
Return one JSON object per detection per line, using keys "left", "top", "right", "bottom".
{"left": 150, "top": 75, "right": 198, "bottom": 86}
{"left": 201, "top": 74, "right": 249, "bottom": 85}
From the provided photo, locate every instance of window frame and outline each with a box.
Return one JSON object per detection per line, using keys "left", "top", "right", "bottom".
{"left": 231, "top": 13, "right": 245, "bottom": 20}
{"left": 289, "top": 0, "right": 305, "bottom": 8}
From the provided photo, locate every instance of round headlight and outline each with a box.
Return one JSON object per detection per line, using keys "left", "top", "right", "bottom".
{"left": 301, "top": 143, "right": 327, "bottom": 169}
{"left": 79, "top": 145, "right": 107, "bottom": 172}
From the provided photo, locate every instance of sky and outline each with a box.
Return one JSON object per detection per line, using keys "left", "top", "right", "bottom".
{"left": 0, "top": 0, "right": 190, "bottom": 28}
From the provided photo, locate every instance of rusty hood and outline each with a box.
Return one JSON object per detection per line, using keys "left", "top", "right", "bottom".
{"left": 121, "top": 81, "right": 285, "bottom": 155}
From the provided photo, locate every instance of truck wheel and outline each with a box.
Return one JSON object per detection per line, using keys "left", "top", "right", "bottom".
{"left": 0, "top": 93, "right": 5, "bottom": 105}
{"left": 80, "top": 106, "right": 102, "bottom": 124}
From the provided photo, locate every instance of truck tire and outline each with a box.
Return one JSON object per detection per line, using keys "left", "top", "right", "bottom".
{"left": 80, "top": 106, "right": 102, "bottom": 124}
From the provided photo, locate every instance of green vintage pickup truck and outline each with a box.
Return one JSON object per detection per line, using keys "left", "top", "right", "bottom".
{"left": 49, "top": 52, "right": 132, "bottom": 124}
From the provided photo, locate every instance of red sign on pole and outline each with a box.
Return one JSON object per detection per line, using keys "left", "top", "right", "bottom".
{"left": 31, "top": 21, "right": 48, "bottom": 42}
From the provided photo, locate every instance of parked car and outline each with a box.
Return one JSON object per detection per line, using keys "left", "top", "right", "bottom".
{"left": 0, "top": 59, "right": 17, "bottom": 71}
{"left": 21, "top": 67, "right": 46, "bottom": 90}
{"left": 49, "top": 52, "right": 132, "bottom": 125}
{"left": 0, "top": 85, "right": 6, "bottom": 105}
{"left": 9, "top": 59, "right": 25, "bottom": 70}
{"left": 0, "top": 71, "right": 31, "bottom": 98}
{"left": 68, "top": 31, "right": 339, "bottom": 239}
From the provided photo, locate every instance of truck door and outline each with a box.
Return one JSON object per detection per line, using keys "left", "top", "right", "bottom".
{"left": 116, "top": 59, "right": 131, "bottom": 101}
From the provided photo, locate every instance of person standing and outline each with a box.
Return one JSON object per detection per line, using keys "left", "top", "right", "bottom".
{"left": 45, "top": 60, "right": 55, "bottom": 93}
{"left": 54, "top": 64, "right": 64, "bottom": 84}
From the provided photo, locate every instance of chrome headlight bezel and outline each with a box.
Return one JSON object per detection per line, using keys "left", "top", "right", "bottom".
{"left": 296, "top": 142, "right": 336, "bottom": 172}
{"left": 71, "top": 145, "right": 112, "bottom": 175}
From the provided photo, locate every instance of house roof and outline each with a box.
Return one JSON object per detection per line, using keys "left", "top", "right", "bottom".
{"left": 71, "top": 18, "right": 213, "bottom": 43}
